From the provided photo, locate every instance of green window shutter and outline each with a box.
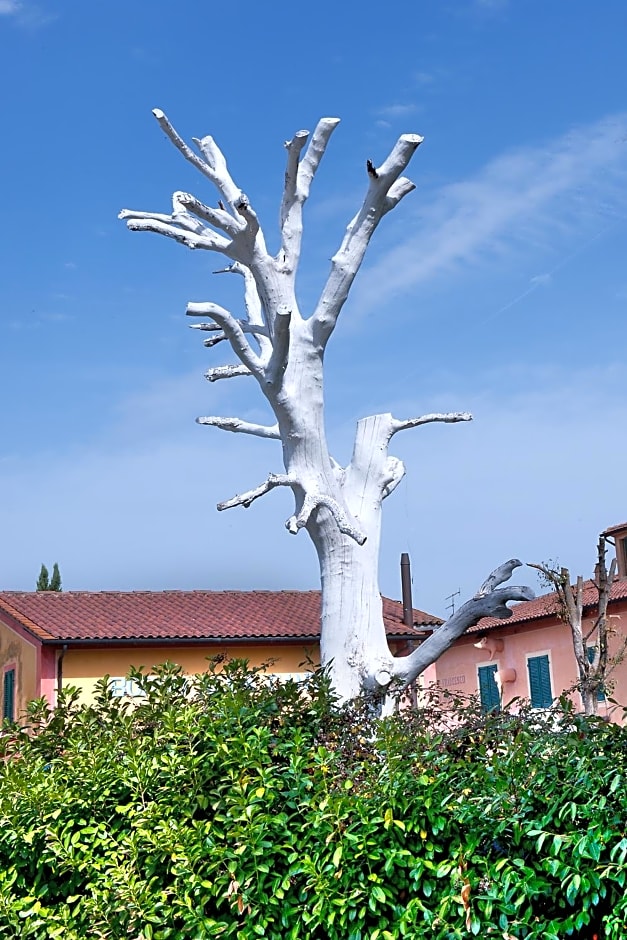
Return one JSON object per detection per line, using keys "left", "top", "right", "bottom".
{"left": 527, "top": 655, "right": 553, "bottom": 708}
{"left": 478, "top": 663, "right": 500, "bottom": 712}
{"left": 3, "top": 668, "right": 15, "bottom": 722}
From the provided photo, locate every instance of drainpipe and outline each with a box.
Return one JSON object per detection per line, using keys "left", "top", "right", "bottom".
{"left": 57, "top": 644, "right": 68, "bottom": 697}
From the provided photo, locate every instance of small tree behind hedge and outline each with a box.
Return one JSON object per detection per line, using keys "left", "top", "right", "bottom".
{"left": 1, "top": 663, "right": 626, "bottom": 939}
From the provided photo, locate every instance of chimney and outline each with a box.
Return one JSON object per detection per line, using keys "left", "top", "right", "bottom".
{"left": 400, "top": 552, "right": 413, "bottom": 627}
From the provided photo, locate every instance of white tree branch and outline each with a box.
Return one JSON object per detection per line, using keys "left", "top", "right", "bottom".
{"left": 218, "top": 472, "right": 296, "bottom": 511}
{"left": 264, "top": 306, "right": 291, "bottom": 383}
{"left": 187, "top": 302, "right": 262, "bottom": 376}
{"left": 191, "top": 132, "right": 245, "bottom": 211}
{"left": 149, "top": 109, "right": 244, "bottom": 217}
{"left": 173, "top": 191, "right": 245, "bottom": 238}
{"left": 382, "top": 456, "right": 406, "bottom": 499}
{"left": 298, "top": 118, "right": 342, "bottom": 198}
{"left": 152, "top": 108, "right": 218, "bottom": 182}
{"left": 384, "top": 177, "right": 416, "bottom": 213}
{"left": 119, "top": 208, "right": 189, "bottom": 226}
{"left": 279, "top": 119, "right": 341, "bottom": 272}
{"left": 121, "top": 217, "right": 230, "bottom": 252}
{"left": 377, "top": 135, "right": 424, "bottom": 182}
{"left": 120, "top": 195, "right": 230, "bottom": 240}
{"left": 204, "top": 364, "right": 252, "bottom": 383}
{"left": 203, "top": 332, "right": 228, "bottom": 348}
{"left": 390, "top": 412, "right": 473, "bottom": 437}
{"left": 474, "top": 558, "right": 528, "bottom": 597}
{"left": 392, "top": 560, "right": 534, "bottom": 687}
{"left": 189, "top": 321, "right": 265, "bottom": 350}
{"left": 196, "top": 416, "right": 280, "bottom": 439}
{"left": 280, "top": 129, "right": 309, "bottom": 227}
{"left": 214, "top": 263, "right": 272, "bottom": 358}
{"left": 311, "top": 132, "right": 423, "bottom": 349}
{"left": 188, "top": 319, "right": 268, "bottom": 338}
{"left": 125, "top": 111, "right": 278, "bottom": 289}
{"left": 286, "top": 493, "right": 366, "bottom": 545}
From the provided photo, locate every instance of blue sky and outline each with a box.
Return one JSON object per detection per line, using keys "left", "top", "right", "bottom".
{"left": 1, "top": 0, "right": 626, "bottom": 616}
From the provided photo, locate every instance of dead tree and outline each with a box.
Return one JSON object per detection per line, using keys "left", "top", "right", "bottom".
{"left": 530, "top": 536, "right": 626, "bottom": 716}
{"left": 120, "top": 110, "right": 534, "bottom": 706}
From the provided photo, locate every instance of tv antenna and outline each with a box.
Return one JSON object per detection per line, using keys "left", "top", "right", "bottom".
{"left": 445, "top": 589, "right": 461, "bottom": 616}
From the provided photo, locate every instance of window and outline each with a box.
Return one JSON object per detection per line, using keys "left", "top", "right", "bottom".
{"left": 586, "top": 647, "right": 606, "bottom": 702}
{"left": 108, "top": 677, "right": 144, "bottom": 698}
{"left": 2, "top": 668, "right": 16, "bottom": 722}
{"left": 478, "top": 663, "right": 500, "bottom": 713}
{"left": 527, "top": 654, "right": 553, "bottom": 708}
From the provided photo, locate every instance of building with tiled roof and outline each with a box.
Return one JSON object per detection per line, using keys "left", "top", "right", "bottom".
{"left": 430, "top": 524, "right": 627, "bottom": 722}
{"left": 468, "top": 576, "right": 627, "bottom": 635}
{"left": 0, "top": 589, "right": 441, "bottom": 720}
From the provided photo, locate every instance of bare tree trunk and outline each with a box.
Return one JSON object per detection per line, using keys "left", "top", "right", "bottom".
{"left": 581, "top": 688, "right": 596, "bottom": 717}
{"left": 531, "top": 535, "right": 621, "bottom": 717}
{"left": 120, "top": 110, "right": 534, "bottom": 705}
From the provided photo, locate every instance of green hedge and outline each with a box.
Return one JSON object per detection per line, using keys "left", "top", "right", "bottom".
{"left": 1, "top": 661, "right": 625, "bottom": 939}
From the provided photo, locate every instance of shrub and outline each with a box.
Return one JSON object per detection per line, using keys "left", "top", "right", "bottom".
{"left": 0, "top": 662, "right": 625, "bottom": 939}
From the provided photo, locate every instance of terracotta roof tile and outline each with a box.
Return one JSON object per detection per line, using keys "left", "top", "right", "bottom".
{"left": 471, "top": 578, "right": 627, "bottom": 634}
{"left": 602, "top": 522, "right": 627, "bottom": 536}
{"left": 0, "top": 590, "right": 442, "bottom": 644}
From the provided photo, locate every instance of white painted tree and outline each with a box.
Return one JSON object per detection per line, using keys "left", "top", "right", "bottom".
{"left": 120, "top": 111, "right": 534, "bottom": 706}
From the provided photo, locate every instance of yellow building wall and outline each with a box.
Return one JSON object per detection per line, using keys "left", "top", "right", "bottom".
{"left": 62, "top": 642, "right": 320, "bottom": 704}
{"left": 0, "top": 619, "right": 39, "bottom": 721}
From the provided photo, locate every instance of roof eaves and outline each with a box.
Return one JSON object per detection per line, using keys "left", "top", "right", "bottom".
{"left": 0, "top": 596, "right": 56, "bottom": 641}
{"left": 40, "top": 634, "right": 323, "bottom": 647}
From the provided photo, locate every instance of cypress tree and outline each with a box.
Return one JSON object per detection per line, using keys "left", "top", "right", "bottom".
{"left": 49, "top": 563, "right": 62, "bottom": 592}
{"left": 36, "top": 564, "right": 50, "bottom": 591}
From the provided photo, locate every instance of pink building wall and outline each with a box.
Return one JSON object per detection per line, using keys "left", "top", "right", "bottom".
{"left": 432, "top": 601, "right": 627, "bottom": 722}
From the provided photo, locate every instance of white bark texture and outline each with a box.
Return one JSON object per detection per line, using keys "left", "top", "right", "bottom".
{"left": 120, "top": 111, "right": 534, "bottom": 705}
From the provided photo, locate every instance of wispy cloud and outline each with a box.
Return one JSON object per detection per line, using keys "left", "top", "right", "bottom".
{"left": 374, "top": 102, "right": 422, "bottom": 130}
{"left": 375, "top": 103, "right": 420, "bottom": 121}
{"left": 351, "top": 113, "right": 627, "bottom": 315}
{"left": 413, "top": 71, "right": 436, "bottom": 87}
{"left": 0, "top": 1, "right": 55, "bottom": 27}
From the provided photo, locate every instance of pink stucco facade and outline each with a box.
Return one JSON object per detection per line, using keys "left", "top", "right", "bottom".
{"left": 432, "top": 598, "right": 627, "bottom": 722}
